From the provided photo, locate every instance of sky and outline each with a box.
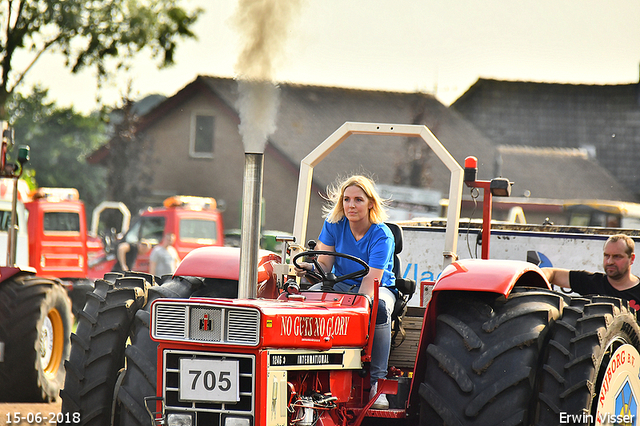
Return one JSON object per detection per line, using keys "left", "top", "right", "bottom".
{"left": 17, "top": 0, "right": 640, "bottom": 114}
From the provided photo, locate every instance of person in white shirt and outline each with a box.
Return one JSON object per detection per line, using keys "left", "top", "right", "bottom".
{"left": 149, "top": 233, "right": 179, "bottom": 277}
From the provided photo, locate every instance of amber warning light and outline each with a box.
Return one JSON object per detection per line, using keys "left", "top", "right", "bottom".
{"left": 163, "top": 195, "right": 216, "bottom": 210}
{"left": 32, "top": 187, "right": 80, "bottom": 202}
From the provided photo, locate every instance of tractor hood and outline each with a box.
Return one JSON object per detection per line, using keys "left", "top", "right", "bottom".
{"left": 150, "top": 291, "right": 372, "bottom": 351}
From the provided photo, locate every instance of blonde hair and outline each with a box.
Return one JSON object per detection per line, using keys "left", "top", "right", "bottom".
{"left": 322, "top": 175, "right": 389, "bottom": 224}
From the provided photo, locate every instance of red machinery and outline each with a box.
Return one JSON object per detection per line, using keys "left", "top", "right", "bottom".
{"left": 0, "top": 125, "right": 73, "bottom": 402}
{"left": 144, "top": 124, "right": 558, "bottom": 426}
{"left": 62, "top": 123, "right": 640, "bottom": 426}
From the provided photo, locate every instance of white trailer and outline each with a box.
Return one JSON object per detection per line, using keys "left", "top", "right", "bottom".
{"left": 399, "top": 221, "right": 640, "bottom": 306}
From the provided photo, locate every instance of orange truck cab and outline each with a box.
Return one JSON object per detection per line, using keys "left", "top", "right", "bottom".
{"left": 25, "top": 187, "right": 90, "bottom": 279}
{"left": 0, "top": 184, "right": 95, "bottom": 281}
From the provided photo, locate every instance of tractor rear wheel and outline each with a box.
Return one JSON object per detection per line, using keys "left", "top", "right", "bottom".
{"left": 0, "top": 275, "right": 72, "bottom": 402}
{"left": 418, "top": 288, "right": 567, "bottom": 426}
{"left": 535, "top": 295, "right": 640, "bottom": 425}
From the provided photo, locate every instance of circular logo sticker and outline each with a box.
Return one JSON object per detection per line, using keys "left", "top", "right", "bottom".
{"left": 596, "top": 344, "right": 640, "bottom": 426}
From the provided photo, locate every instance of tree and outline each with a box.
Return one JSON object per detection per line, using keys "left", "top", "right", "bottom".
{"left": 8, "top": 86, "right": 109, "bottom": 212}
{"left": 102, "top": 98, "right": 152, "bottom": 214}
{"left": 0, "top": 0, "right": 201, "bottom": 117}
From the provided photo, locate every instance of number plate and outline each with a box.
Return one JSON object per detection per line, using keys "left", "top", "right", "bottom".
{"left": 179, "top": 359, "right": 239, "bottom": 403}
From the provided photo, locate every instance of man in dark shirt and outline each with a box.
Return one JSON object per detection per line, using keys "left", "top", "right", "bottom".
{"left": 543, "top": 234, "right": 640, "bottom": 310}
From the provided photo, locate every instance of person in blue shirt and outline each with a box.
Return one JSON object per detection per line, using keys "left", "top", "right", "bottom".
{"left": 297, "top": 175, "right": 396, "bottom": 409}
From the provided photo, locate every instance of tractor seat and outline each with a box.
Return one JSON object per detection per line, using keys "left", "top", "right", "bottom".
{"left": 385, "top": 222, "right": 416, "bottom": 321}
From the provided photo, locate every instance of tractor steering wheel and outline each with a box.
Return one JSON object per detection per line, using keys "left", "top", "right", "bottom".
{"left": 292, "top": 250, "right": 370, "bottom": 291}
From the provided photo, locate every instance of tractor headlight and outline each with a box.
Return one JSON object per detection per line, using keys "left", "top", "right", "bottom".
{"left": 167, "top": 413, "right": 193, "bottom": 426}
{"left": 223, "top": 416, "right": 251, "bottom": 426}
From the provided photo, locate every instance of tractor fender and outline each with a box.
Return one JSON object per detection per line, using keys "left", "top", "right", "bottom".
{"left": 432, "top": 258, "right": 551, "bottom": 297}
{"left": 0, "top": 265, "right": 37, "bottom": 282}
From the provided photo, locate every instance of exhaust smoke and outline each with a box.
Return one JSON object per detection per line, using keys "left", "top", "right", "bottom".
{"left": 236, "top": 80, "right": 279, "bottom": 153}
{"left": 233, "top": 0, "right": 302, "bottom": 152}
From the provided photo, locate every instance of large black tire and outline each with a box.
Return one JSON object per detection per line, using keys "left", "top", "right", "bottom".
{"left": 59, "top": 275, "right": 149, "bottom": 425}
{"left": 418, "top": 288, "right": 567, "bottom": 426}
{"left": 115, "top": 277, "right": 209, "bottom": 426}
{"left": 66, "top": 279, "right": 96, "bottom": 317}
{"left": 536, "top": 295, "right": 640, "bottom": 425}
{"left": 0, "top": 275, "right": 72, "bottom": 402}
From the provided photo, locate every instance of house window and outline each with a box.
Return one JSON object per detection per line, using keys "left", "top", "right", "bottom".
{"left": 190, "top": 114, "right": 214, "bottom": 158}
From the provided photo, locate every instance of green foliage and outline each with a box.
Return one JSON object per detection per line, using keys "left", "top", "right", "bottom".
{"left": 0, "top": 0, "right": 201, "bottom": 116}
{"left": 102, "top": 98, "right": 152, "bottom": 214}
{"left": 7, "top": 87, "right": 108, "bottom": 212}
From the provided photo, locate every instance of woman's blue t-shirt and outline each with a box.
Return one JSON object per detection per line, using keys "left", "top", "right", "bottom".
{"left": 318, "top": 218, "right": 395, "bottom": 289}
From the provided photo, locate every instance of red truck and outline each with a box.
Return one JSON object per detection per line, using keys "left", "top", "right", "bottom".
{"left": 87, "top": 195, "right": 225, "bottom": 279}
{"left": 24, "top": 188, "right": 102, "bottom": 277}
{"left": 1, "top": 181, "right": 224, "bottom": 403}
{"left": 23, "top": 190, "right": 226, "bottom": 314}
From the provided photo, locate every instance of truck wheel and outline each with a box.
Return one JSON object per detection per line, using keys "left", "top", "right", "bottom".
{"left": 535, "top": 295, "right": 640, "bottom": 425}
{"left": 418, "top": 288, "right": 566, "bottom": 426}
{"left": 0, "top": 275, "right": 72, "bottom": 402}
{"left": 59, "top": 276, "right": 149, "bottom": 425}
{"left": 115, "top": 277, "right": 205, "bottom": 426}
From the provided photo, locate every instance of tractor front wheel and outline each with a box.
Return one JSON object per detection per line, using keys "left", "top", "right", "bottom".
{"left": 59, "top": 276, "right": 149, "bottom": 425}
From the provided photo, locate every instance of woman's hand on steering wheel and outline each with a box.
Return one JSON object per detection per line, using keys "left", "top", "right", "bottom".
{"left": 294, "top": 261, "right": 322, "bottom": 280}
{"left": 292, "top": 250, "right": 369, "bottom": 286}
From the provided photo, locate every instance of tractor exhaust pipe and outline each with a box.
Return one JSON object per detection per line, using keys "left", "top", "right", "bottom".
{"left": 238, "top": 152, "right": 264, "bottom": 299}
{"left": 235, "top": 79, "right": 279, "bottom": 300}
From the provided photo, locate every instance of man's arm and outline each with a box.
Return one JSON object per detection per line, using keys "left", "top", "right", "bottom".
{"left": 541, "top": 267, "right": 571, "bottom": 288}
{"left": 117, "top": 243, "right": 131, "bottom": 271}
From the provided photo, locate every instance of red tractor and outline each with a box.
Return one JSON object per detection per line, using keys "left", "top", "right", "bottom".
{"left": 0, "top": 125, "right": 74, "bottom": 402}
{"left": 61, "top": 123, "right": 640, "bottom": 426}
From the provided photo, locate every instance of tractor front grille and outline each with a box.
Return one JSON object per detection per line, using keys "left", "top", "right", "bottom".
{"left": 163, "top": 350, "right": 255, "bottom": 424}
{"left": 153, "top": 302, "right": 260, "bottom": 346}
{"left": 154, "top": 304, "right": 187, "bottom": 339}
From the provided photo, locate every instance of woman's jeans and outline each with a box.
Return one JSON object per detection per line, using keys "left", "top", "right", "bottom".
{"left": 369, "top": 286, "right": 395, "bottom": 387}
{"left": 327, "top": 282, "right": 396, "bottom": 387}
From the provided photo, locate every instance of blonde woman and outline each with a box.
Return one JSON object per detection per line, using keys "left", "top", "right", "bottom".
{"left": 298, "top": 175, "right": 396, "bottom": 409}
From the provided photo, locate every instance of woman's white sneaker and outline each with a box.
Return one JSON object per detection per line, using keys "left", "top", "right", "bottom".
{"left": 369, "top": 382, "right": 390, "bottom": 410}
